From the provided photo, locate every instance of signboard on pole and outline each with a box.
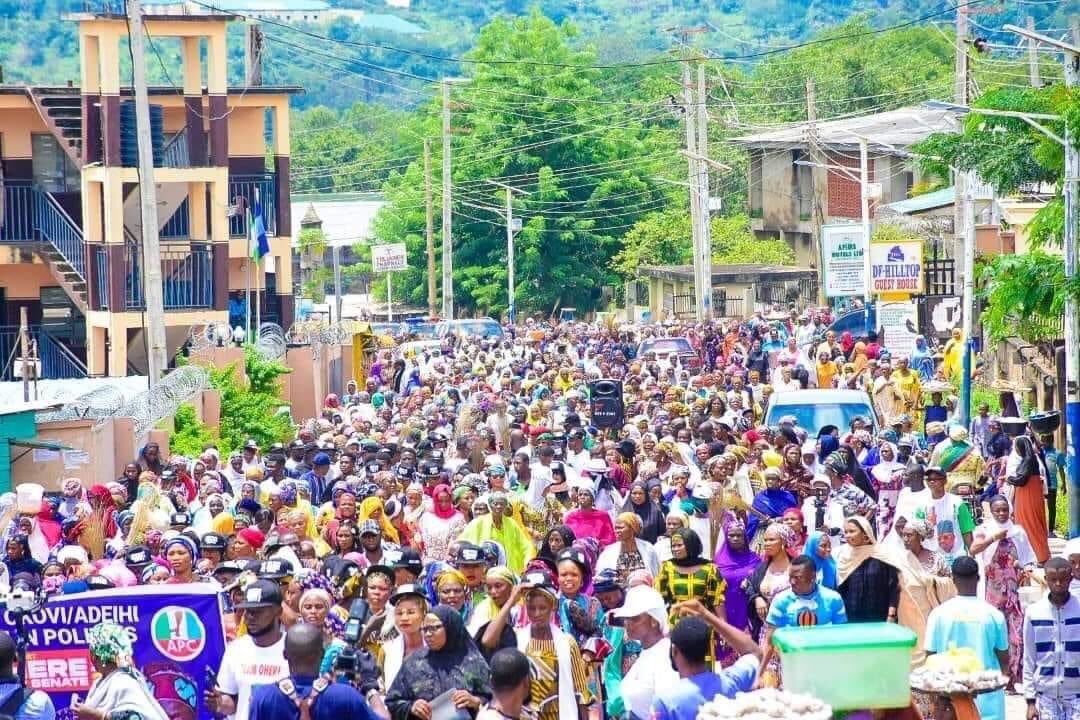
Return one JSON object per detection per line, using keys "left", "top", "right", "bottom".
{"left": 879, "top": 300, "right": 919, "bottom": 357}
{"left": 870, "top": 241, "right": 924, "bottom": 295}
{"left": 371, "top": 243, "right": 408, "bottom": 273}
{"left": 821, "top": 224, "right": 867, "bottom": 298}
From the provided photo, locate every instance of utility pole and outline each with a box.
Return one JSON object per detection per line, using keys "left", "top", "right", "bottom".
{"left": 1069, "top": 19, "right": 1080, "bottom": 538}
{"left": 332, "top": 244, "right": 342, "bottom": 323}
{"left": 486, "top": 180, "right": 529, "bottom": 325}
{"left": 681, "top": 60, "right": 704, "bottom": 321}
{"left": 441, "top": 81, "right": 454, "bottom": 320}
{"left": 424, "top": 139, "right": 435, "bottom": 316}
{"left": 1027, "top": 16, "right": 1041, "bottom": 88}
{"left": 955, "top": 0, "right": 974, "bottom": 429}
{"left": 244, "top": 22, "right": 263, "bottom": 86}
{"left": 806, "top": 77, "right": 828, "bottom": 304}
{"left": 696, "top": 62, "right": 712, "bottom": 319}
{"left": 859, "top": 138, "right": 873, "bottom": 336}
{"left": 127, "top": 0, "right": 167, "bottom": 381}
{"left": 19, "top": 306, "right": 29, "bottom": 403}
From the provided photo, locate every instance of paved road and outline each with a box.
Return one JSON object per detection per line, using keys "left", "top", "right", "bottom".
{"left": 1003, "top": 535, "right": 1066, "bottom": 717}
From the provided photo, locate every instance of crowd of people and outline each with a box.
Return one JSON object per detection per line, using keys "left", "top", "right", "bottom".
{"left": 3, "top": 309, "right": 1077, "bottom": 720}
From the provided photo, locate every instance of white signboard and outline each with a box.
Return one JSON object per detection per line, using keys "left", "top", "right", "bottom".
{"left": 869, "top": 240, "right": 924, "bottom": 295}
{"left": 878, "top": 300, "right": 919, "bottom": 357}
{"left": 371, "top": 243, "right": 408, "bottom": 273}
{"left": 821, "top": 224, "right": 867, "bottom": 298}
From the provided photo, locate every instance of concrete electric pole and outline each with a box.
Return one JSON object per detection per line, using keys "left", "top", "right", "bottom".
{"left": 441, "top": 81, "right": 454, "bottom": 320}
{"left": 424, "top": 139, "right": 435, "bottom": 316}
{"left": 127, "top": 0, "right": 167, "bottom": 381}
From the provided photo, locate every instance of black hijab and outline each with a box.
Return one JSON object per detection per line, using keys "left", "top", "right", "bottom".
{"left": 1014, "top": 436, "right": 1043, "bottom": 483}
{"left": 539, "top": 525, "right": 576, "bottom": 565}
{"left": 838, "top": 446, "right": 877, "bottom": 501}
{"left": 384, "top": 604, "right": 493, "bottom": 716}
{"left": 670, "top": 527, "right": 708, "bottom": 568}
{"left": 621, "top": 481, "right": 666, "bottom": 544}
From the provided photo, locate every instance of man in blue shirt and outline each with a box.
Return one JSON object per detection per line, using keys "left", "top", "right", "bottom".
{"left": 756, "top": 555, "right": 847, "bottom": 687}
{"left": 0, "top": 632, "right": 54, "bottom": 720}
{"left": 651, "top": 606, "right": 763, "bottom": 720}
{"left": 925, "top": 556, "right": 1009, "bottom": 720}
{"left": 249, "top": 622, "right": 378, "bottom": 720}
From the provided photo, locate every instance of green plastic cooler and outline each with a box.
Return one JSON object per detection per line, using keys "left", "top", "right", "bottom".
{"left": 772, "top": 623, "right": 916, "bottom": 710}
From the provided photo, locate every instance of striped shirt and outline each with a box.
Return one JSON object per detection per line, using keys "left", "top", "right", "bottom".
{"left": 1023, "top": 594, "right": 1080, "bottom": 701}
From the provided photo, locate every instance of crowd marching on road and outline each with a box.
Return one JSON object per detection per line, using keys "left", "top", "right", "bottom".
{"left": 2, "top": 306, "right": 1077, "bottom": 720}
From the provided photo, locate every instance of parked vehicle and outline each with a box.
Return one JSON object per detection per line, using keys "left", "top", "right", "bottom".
{"left": 762, "top": 388, "right": 880, "bottom": 437}
{"left": 436, "top": 318, "right": 504, "bottom": 340}
{"left": 636, "top": 336, "right": 701, "bottom": 369}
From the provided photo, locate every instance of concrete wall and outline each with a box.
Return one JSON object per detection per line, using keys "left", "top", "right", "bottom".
{"left": 286, "top": 345, "right": 319, "bottom": 423}
{"left": 760, "top": 150, "right": 796, "bottom": 228}
{"left": 12, "top": 416, "right": 136, "bottom": 491}
{"left": 985, "top": 336, "right": 1063, "bottom": 448}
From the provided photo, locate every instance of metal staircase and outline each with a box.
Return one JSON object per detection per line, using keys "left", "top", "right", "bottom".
{"left": 33, "top": 189, "right": 88, "bottom": 313}
{"left": 27, "top": 88, "right": 83, "bottom": 167}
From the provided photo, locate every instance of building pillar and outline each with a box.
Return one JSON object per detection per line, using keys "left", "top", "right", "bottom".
{"left": 87, "top": 324, "right": 107, "bottom": 376}
{"left": 181, "top": 36, "right": 207, "bottom": 167}
{"left": 207, "top": 28, "right": 228, "bottom": 168}
{"left": 107, "top": 323, "right": 128, "bottom": 378}
{"left": 97, "top": 30, "right": 122, "bottom": 167}
{"left": 271, "top": 100, "right": 291, "bottom": 234}
{"left": 80, "top": 33, "right": 102, "bottom": 165}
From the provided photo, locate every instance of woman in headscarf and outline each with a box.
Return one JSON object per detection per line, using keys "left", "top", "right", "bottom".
{"left": 136, "top": 442, "right": 164, "bottom": 476}
{"left": 163, "top": 535, "right": 200, "bottom": 584}
{"left": 895, "top": 518, "right": 956, "bottom": 669}
{"left": 747, "top": 467, "right": 798, "bottom": 550}
{"left": 553, "top": 546, "right": 605, "bottom": 647}
{"left": 562, "top": 478, "right": 615, "bottom": 547}
{"left": 780, "top": 508, "right": 808, "bottom": 556}
{"left": 416, "top": 483, "right": 466, "bottom": 564}
{"left": 835, "top": 445, "right": 877, "bottom": 502}
{"left": 713, "top": 518, "right": 761, "bottom": 639}
{"left": 969, "top": 495, "right": 1036, "bottom": 683}
{"left": 1004, "top": 435, "right": 1050, "bottom": 563}
{"left": 76, "top": 622, "right": 168, "bottom": 720}
{"left": 780, "top": 443, "right": 813, "bottom": 502}
{"left": 59, "top": 477, "right": 87, "bottom": 520}
{"left": 483, "top": 580, "right": 592, "bottom": 720}
{"left": 358, "top": 495, "right": 400, "bottom": 545}
{"left": 538, "top": 525, "right": 576, "bottom": 571}
{"left": 836, "top": 516, "right": 901, "bottom": 623}
{"left": 839, "top": 331, "right": 855, "bottom": 359}
{"left": 468, "top": 565, "right": 520, "bottom": 646}
{"left": 870, "top": 441, "right": 905, "bottom": 537}
{"left": 654, "top": 510, "right": 689, "bottom": 563}
{"left": 385, "top": 604, "right": 493, "bottom": 720}
{"left": 595, "top": 512, "right": 660, "bottom": 587}
{"left": 804, "top": 530, "right": 838, "bottom": 590}
{"left": 745, "top": 522, "right": 797, "bottom": 642}
{"left": 620, "top": 481, "right": 665, "bottom": 544}
{"left": 910, "top": 335, "right": 935, "bottom": 380}
{"left": 656, "top": 527, "right": 726, "bottom": 632}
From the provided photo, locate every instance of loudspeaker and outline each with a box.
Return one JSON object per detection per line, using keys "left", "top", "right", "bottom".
{"left": 590, "top": 379, "right": 624, "bottom": 429}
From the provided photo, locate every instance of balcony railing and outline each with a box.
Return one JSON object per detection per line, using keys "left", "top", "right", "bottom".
{"left": 125, "top": 243, "right": 213, "bottom": 310}
{"left": 94, "top": 246, "right": 110, "bottom": 310}
{"left": 0, "top": 324, "right": 87, "bottom": 380}
{"left": 161, "top": 198, "right": 190, "bottom": 239}
{"left": 229, "top": 174, "right": 277, "bottom": 238}
{"left": 161, "top": 128, "right": 191, "bottom": 169}
{"left": 35, "top": 187, "right": 86, "bottom": 278}
{"left": 1, "top": 181, "right": 35, "bottom": 242}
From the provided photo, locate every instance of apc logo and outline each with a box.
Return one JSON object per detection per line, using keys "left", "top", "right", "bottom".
{"left": 150, "top": 606, "right": 207, "bottom": 661}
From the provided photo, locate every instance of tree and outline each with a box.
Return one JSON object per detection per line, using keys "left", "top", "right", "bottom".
{"left": 913, "top": 85, "right": 1080, "bottom": 342}
{"left": 370, "top": 10, "right": 680, "bottom": 316}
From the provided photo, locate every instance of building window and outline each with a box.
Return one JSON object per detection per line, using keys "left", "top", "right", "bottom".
{"left": 31, "top": 134, "right": 79, "bottom": 193}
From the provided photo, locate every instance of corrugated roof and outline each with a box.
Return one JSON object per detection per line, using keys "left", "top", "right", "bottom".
{"left": 352, "top": 13, "right": 427, "bottom": 34}
{"left": 882, "top": 187, "right": 955, "bottom": 215}
{"left": 192, "top": 0, "right": 329, "bottom": 10}
{"left": 733, "top": 105, "right": 956, "bottom": 151}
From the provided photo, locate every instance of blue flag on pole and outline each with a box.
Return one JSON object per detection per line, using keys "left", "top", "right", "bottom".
{"left": 249, "top": 189, "right": 270, "bottom": 261}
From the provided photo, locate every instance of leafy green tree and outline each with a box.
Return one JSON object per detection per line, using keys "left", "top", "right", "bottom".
{"left": 913, "top": 85, "right": 1080, "bottom": 342}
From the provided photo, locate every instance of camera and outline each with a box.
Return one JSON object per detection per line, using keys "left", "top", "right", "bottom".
{"left": 3, "top": 584, "right": 42, "bottom": 615}
{"left": 334, "top": 599, "right": 379, "bottom": 693}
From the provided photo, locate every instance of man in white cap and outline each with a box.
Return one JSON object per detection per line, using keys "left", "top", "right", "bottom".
{"left": 613, "top": 586, "right": 679, "bottom": 720}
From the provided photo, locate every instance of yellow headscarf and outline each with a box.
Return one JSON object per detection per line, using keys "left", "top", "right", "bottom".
{"left": 211, "top": 512, "right": 235, "bottom": 535}
{"left": 359, "top": 496, "right": 400, "bottom": 544}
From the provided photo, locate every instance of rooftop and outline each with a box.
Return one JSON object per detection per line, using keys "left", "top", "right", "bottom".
{"left": 0, "top": 84, "right": 304, "bottom": 96}
{"left": 732, "top": 105, "right": 956, "bottom": 151}
{"left": 639, "top": 263, "right": 817, "bottom": 283}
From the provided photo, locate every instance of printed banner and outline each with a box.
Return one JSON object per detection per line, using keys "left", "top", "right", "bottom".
{"left": 878, "top": 300, "right": 919, "bottom": 358}
{"left": 870, "top": 240, "right": 924, "bottom": 295}
{"left": 821, "top": 225, "right": 867, "bottom": 298}
{"left": 0, "top": 584, "right": 226, "bottom": 720}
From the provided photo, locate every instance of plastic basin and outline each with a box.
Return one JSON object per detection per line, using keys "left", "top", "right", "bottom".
{"left": 773, "top": 623, "right": 917, "bottom": 710}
